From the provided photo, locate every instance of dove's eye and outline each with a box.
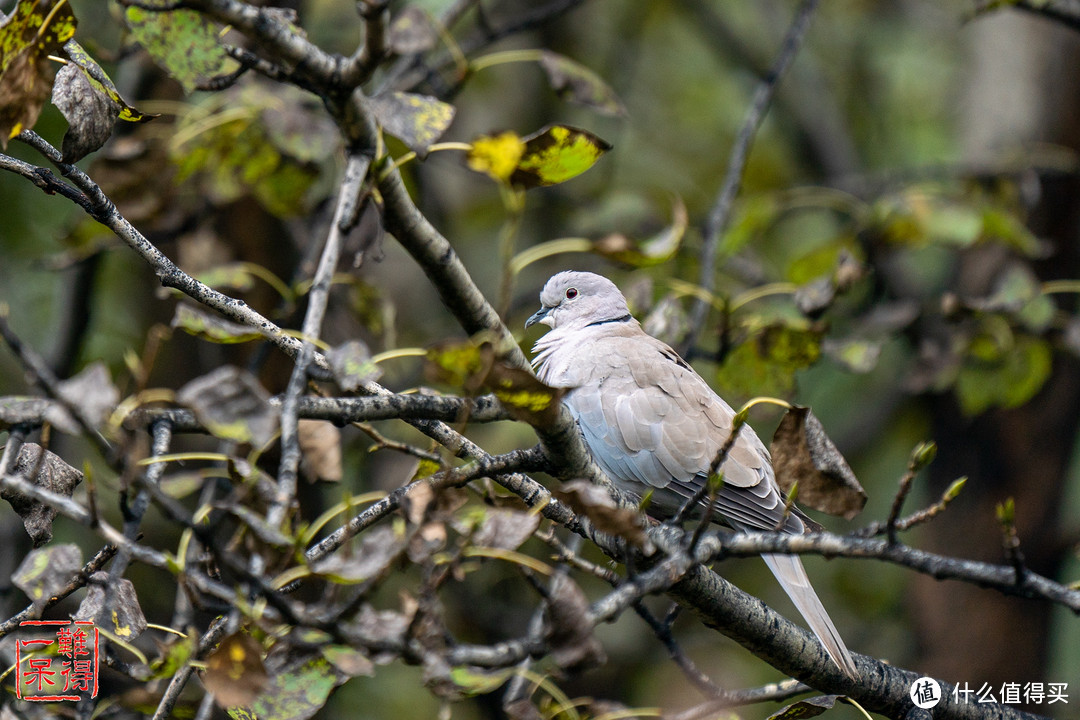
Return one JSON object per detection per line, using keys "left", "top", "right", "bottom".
{"left": 565, "top": 288, "right": 578, "bottom": 300}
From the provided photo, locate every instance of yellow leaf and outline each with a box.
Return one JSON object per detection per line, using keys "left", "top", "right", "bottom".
{"left": 466, "top": 131, "right": 525, "bottom": 183}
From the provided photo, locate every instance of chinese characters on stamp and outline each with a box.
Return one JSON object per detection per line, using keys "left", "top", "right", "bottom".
{"left": 15, "top": 620, "right": 99, "bottom": 701}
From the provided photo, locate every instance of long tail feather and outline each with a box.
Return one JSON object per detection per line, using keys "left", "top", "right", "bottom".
{"left": 762, "top": 553, "right": 859, "bottom": 679}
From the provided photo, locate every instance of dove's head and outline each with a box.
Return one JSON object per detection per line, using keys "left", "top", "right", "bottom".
{"left": 525, "top": 271, "right": 630, "bottom": 331}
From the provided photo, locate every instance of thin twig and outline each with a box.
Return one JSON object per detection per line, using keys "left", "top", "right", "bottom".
{"left": 682, "top": 0, "right": 821, "bottom": 358}
{"left": 0, "top": 310, "right": 114, "bottom": 461}
{"left": 273, "top": 153, "right": 371, "bottom": 528}
{"left": 112, "top": 420, "right": 173, "bottom": 576}
{"left": 0, "top": 544, "right": 118, "bottom": 639}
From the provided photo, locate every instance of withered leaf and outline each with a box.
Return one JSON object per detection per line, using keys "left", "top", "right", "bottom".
{"left": 351, "top": 604, "right": 410, "bottom": 664}
{"left": 553, "top": 480, "right": 651, "bottom": 549}
{"left": 770, "top": 406, "right": 866, "bottom": 519}
{"left": 12, "top": 543, "right": 82, "bottom": 608}
{"left": 3, "top": 443, "right": 83, "bottom": 546}
{"left": 767, "top": 695, "right": 841, "bottom": 720}
{"left": 471, "top": 507, "right": 540, "bottom": 551}
{"left": 408, "top": 521, "right": 447, "bottom": 564}
{"left": 536, "top": 50, "right": 627, "bottom": 117}
{"left": 794, "top": 276, "right": 835, "bottom": 318}
{"left": 426, "top": 339, "right": 565, "bottom": 426}
{"left": 177, "top": 366, "right": 280, "bottom": 448}
{"left": 594, "top": 197, "right": 687, "bottom": 268}
{"left": 388, "top": 6, "right": 438, "bottom": 54}
{"left": 63, "top": 40, "right": 156, "bottom": 124}
{"left": 298, "top": 419, "right": 342, "bottom": 483}
{"left": 485, "top": 362, "right": 566, "bottom": 427}
{"left": 244, "top": 653, "right": 340, "bottom": 720}
{"left": 52, "top": 61, "right": 119, "bottom": 163}
{"left": 320, "top": 646, "right": 374, "bottom": 678}
{"left": 544, "top": 574, "right": 605, "bottom": 671}
{"left": 326, "top": 339, "right": 381, "bottom": 391}
{"left": 364, "top": 91, "right": 455, "bottom": 156}
{"left": 401, "top": 480, "right": 434, "bottom": 526}
{"left": 504, "top": 698, "right": 545, "bottom": 720}
{"left": 202, "top": 633, "right": 268, "bottom": 709}
{"left": 0, "top": 0, "right": 77, "bottom": 147}
{"left": 75, "top": 572, "right": 147, "bottom": 640}
{"left": 56, "top": 361, "right": 119, "bottom": 431}
{"left": 172, "top": 304, "right": 265, "bottom": 345}
{"left": 312, "top": 524, "right": 406, "bottom": 583}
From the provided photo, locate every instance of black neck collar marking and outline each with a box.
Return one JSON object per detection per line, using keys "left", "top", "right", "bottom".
{"left": 586, "top": 313, "right": 633, "bottom": 328}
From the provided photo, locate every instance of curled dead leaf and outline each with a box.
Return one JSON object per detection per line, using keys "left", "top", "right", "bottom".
{"left": 770, "top": 406, "right": 866, "bottom": 519}
{"left": 553, "top": 480, "right": 651, "bottom": 550}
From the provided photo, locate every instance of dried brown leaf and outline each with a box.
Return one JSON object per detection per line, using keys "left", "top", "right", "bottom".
{"left": 75, "top": 572, "right": 147, "bottom": 641}
{"left": 12, "top": 543, "right": 82, "bottom": 608}
{"left": 202, "top": 633, "right": 268, "bottom": 709}
{"left": 544, "top": 574, "right": 605, "bottom": 672}
{"left": 52, "top": 61, "right": 118, "bottom": 163}
{"left": 177, "top": 366, "right": 280, "bottom": 448}
{"left": 298, "top": 419, "right": 342, "bottom": 483}
{"left": 312, "top": 524, "right": 405, "bottom": 583}
{"left": 472, "top": 508, "right": 540, "bottom": 551}
{"left": 3, "top": 443, "right": 83, "bottom": 545}
{"left": 770, "top": 406, "right": 866, "bottom": 519}
{"left": 553, "top": 480, "right": 651, "bottom": 549}
{"left": 766, "top": 695, "right": 841, "bottom": 720}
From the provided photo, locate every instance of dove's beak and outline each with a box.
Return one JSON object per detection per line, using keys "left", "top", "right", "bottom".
{"left": 525, "top": 305, "right": 552, "bottom": 329}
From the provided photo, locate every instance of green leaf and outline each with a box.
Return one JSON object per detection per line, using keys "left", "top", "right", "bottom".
{"left": 758, "top": 323, "right": 822, "bottom": 367}
{"left": 955, "top": 335, "right": 1053, "bottom": 415}
{"left": 425, "top": 340, "right": 490, "bottom": 392}
{"left": 924, "top": 202, "right": 982, "bottom": 246}
{"left": 0, "top": 0, "right": 77, "bottom": 145}
{"left": 124, "top": 4, "right": 234, "bottom": 93}
{"left": 716, "top": 340, "right": 797, "bottom": 399}
{"left": 425, "top": 338, "right": 565, "bottom": 425}
{"left": 171, "top": 87, "right": 324, "bottom": 216}
{"left": 981, "top": 206, "right": 1045, "bottom": 257}
{"left": 195, "top": 263, "right": 258, "bottom": 292}
{"left": 449, "top": 667, "right": 511, "bottom": 696}
{"left": 467, "top": 125, "right": 610, "bottom": 188}
{"left": 720, "top": 195, "right": 779, "bottom": 257}
{"left": 822, "top": 337, "right": 882, "bottom": 373}
{"left": 63, "top": 39, "right": 156, "bottom": 123}
{"left": 365, "top": 91, "right": 455, "bottom": 156}
{"left": 716, "top": 324, "right": 822, "bottom": 400}
{"left": 536, "top": 50, "right": 627, "bottom": 116}
{"left": 510, "top": 124, "right": 611, "bottom": 188}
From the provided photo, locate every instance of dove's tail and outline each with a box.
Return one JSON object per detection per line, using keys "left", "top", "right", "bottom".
{"left": 762, "top": 553, "right": 859, "bottom": 680}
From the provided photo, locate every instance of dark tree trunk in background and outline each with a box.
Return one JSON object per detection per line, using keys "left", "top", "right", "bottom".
{"left": 910, "top": 11, "right": 1080, "bottom": 704}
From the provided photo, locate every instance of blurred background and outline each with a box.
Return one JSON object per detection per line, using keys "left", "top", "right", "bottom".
{"left": 1, "top": 0, "right": 1079, "bottom": 717}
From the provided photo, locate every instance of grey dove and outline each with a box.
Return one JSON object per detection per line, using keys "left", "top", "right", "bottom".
{"left": 526, "top": 270, "right": 858, "bottom": 679}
